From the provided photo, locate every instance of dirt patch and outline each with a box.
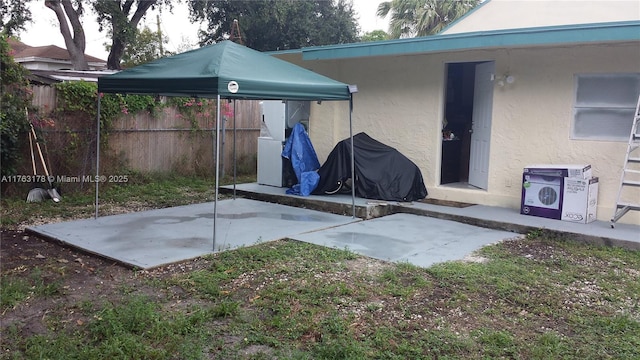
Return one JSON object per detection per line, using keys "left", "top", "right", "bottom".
{"left": 342, "top": 256, "right": 390, "bottom": 276}
{"left": 1, "top": 230, "right": 131, "bottom": 331}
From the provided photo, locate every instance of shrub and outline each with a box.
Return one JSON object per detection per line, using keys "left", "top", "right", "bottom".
{"left": 0, "top": 35, "right": 32, "bottom": 177}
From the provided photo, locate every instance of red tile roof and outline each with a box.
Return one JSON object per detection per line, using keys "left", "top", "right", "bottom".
{"left": 7, "top": 38, "right": 30, "bottom": 53}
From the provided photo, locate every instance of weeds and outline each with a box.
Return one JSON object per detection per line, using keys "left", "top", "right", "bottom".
{"left": 0, "top": 174, "right": 255, "bottom": 227}
{"left": 1, "top": 267, "right": 61, "bottom": 310}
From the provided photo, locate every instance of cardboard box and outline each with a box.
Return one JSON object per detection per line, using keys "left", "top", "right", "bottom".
{"left": 561, "top": 177, "right": 599, "bottom": 223}
{"left": 523, "top": 164, "right": 592, "bottom": 179}
{"left": 520, "top": 174, "right": 563, "bottom": 220}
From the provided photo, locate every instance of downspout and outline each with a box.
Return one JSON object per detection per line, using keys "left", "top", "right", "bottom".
{"left": 349, "top": 93, "right": 355, "bottom": 219}
{"left": 348, "top": 85, "right": 358, "bottom": 218}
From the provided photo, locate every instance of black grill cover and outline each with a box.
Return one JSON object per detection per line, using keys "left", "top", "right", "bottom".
{"left": 313, "top": 133, "right": 428, "bottom": 202}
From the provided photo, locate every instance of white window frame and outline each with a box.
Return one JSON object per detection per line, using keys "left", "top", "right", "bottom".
{"left": 572, "top": 73, "right": 640, "bottom": 141}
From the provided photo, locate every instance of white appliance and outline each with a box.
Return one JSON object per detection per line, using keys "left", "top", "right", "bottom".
{"left": 257, "top": 137, "right": 284, "bottom": 187}
{"left": 257, "top": 100, "right": 310, "bottom": 187}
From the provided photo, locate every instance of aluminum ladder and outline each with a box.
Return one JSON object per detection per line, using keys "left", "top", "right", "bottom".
{"left": 611, "top": 94, "right": 640, "bottom": 228}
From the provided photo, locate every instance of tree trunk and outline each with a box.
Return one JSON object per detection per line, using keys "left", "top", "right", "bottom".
{"left": 106, "top": 0, "right": 157, "bottom": 70}
{"left": 107, "top": 38, "right": 126, "bottom": 70}
{"left": 45, "top": 0, "right": 90, "bottom": 70}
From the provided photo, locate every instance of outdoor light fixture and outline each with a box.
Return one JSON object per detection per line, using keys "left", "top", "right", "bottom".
{"left": 492, "top": 73, "right": 515, "bottom": 87}
{"left": 348, "top": 84, "right": 358, "bottom": 94}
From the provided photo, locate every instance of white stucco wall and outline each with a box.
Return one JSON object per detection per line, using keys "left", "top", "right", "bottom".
{"left": 442, "top": 0, "right": 640, "bottom": 34}
{"left": 277, "top": 42, "right": 640, "bottom": 225}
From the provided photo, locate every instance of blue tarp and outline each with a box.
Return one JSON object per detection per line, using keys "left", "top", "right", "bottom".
{"left": 281, "top": 123, "right": 320, "bottom": 196}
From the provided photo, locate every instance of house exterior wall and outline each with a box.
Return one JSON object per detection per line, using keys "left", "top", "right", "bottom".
{"left": 17, "top": 58, "right": 107, "bottom": 71}
{"left": 18, "top": 58, "right": 68, "bottom": 70}
{"left": 442, "top": 0, "right": 640, "bottom": 34}
{"left": 276, "top": 42, "right": 640, "bottom": 225}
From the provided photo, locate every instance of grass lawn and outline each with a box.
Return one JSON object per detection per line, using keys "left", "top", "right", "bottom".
{"left": 1, "top": 175, "right": 639, "bottom": 359}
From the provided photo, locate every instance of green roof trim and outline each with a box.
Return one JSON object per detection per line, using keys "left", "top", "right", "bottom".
{"left": 300, "top": 21, "right": 640, "bottom": 61}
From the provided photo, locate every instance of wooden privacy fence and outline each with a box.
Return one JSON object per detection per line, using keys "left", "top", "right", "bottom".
{"left": 108, "top": 101, "right": 261, "bottom": 176}
{"left": 31, "top": 86, "right": 57, "bottom": 113}
{"left": 31, "top": 85, "right": 261, "bottom": 177}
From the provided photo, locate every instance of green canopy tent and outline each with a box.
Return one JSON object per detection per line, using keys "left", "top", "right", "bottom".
{"left": 96, "top": 41, "right": 357, "bottom": 249}
{"left": 98, "top": 40, "right": 352, "bottom": 100}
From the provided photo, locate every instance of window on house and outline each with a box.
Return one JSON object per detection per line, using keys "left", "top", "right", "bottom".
{"left": 572, "top": 73, "right": 640, "bottom": 141}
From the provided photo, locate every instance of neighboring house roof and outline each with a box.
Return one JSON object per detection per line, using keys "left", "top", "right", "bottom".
{"left": 7, "top": 38, "right": 30, "bottom": 53}
{"left": 281, "top": 21, "right": 640, "bottom": 61}
{"left": 16, "top": 44, "right": 106, "bottom": 63}
{"left": 8, "top": 38, "right": 107, "bottom": 70}
{"left": 27, "top": 69, "right": 118, "bottom": 85}
{"left": 441, "top": 0, "right": 640, "bottom": 35}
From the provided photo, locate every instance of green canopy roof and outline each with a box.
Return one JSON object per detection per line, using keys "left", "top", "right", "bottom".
{"left": 98, "top": 41, "right": 350, "bottom": 101}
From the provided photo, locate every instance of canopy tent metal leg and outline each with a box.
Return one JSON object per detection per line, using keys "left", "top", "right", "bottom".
{"left": 213, "top": 95, "right": 221, "bottom": 251}
{"left": 233, "top": 100, "right": 237, "bottom": 199}
{"left": 95, "top": 96, "right": 101, "bottom": 219}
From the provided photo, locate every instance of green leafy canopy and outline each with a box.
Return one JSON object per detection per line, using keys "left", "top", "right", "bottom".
{"left": 190, "top": 0, "right": 360, "bottom": 51}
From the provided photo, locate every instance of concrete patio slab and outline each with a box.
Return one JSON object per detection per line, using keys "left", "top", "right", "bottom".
{"left": 291, "top": 213, "right": 523, "bottom": 268}
{"left": 27, "top": 198, "right": 359, "bottom": 269}
{"left": 223, "top": 183, "right": 640, "bottom": 250}
{"left": 26, "top": 182, "right": 639, "bottom": 271}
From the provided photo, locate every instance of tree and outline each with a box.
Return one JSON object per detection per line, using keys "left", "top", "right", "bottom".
{"left": 93, "top": 0, "right": 173, "bottom": 70}
{"left": 173, "top": 34, "right": 197, "bottom": 54}
{"left": 119, "top": 25, "right": 169, "bottom": 68}
{"left": 361, "top": 30, "right": 388, "bottom": 42}
{"left": 42, "top": 0, "right": 172, "bottom": 70}
{"left": 44, "top": 0, "right": 89, "bottom": 70}
{"left": 377, "top": 0, "right": 480, "bottom": 39}
{"left": 189, "top": 0, "right": 360, "bottom": 51}
{"left": 0, "top": 0, "right": 33, "bottom": 36}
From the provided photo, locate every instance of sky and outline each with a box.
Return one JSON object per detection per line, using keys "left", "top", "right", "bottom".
{"left": 19, "top": 1, "right": 388, "bottom": 60}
